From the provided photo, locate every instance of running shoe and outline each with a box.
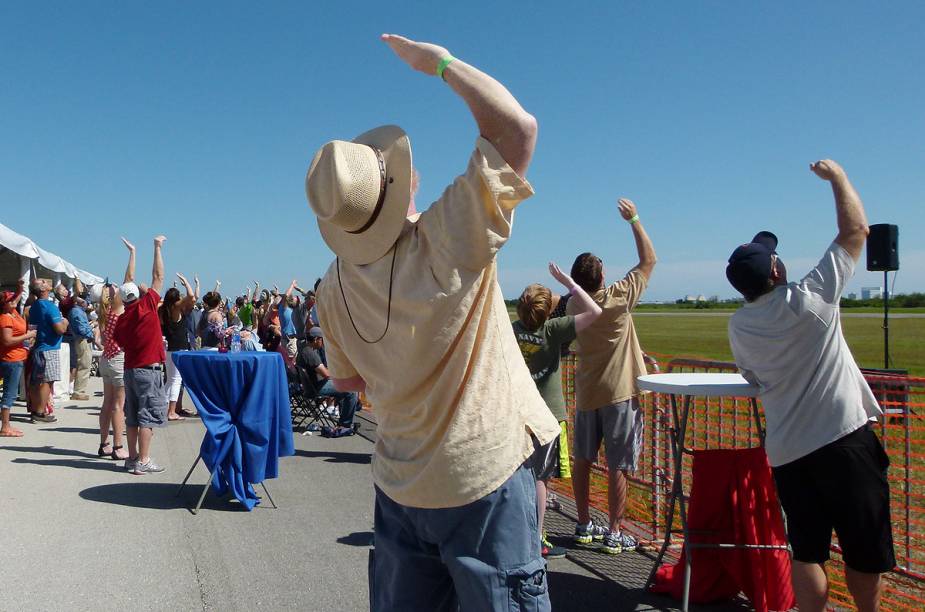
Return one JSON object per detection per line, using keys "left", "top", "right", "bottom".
{"left": 133, "top": 460, "right": 165, "bottom": 475}
{"left": 601, "top": 531, "right": 638, "bottom": 555}
{"left": 545, "top": 492, "right": 561, "bottom": 511}
{"left": 573, "top": 521, "right": 608, "bottom": 546}
{"left": 124, "top": 457, "right": 138, "bottom": 473}
{"left": 541, "top": 536, "right": 567, "bottom": 559}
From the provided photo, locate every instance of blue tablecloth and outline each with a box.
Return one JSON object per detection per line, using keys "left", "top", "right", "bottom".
{"left": 172, "top": 350, "right": 295, "bottom": 510}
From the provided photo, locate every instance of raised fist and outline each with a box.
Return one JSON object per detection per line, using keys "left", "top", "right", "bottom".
{"left": 809, "top": 159, "right": 845, "bottom": 182}
{"left": 618, "top": 198, "right": 638, "bottom": 221}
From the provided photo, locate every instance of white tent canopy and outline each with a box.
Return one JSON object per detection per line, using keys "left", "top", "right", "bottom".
{"left": 0, "top": 222, "right": 103, "bottom": 289}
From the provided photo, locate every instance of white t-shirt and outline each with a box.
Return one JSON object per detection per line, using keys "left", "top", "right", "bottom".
{"left": 728, "top": 241, "right": 881, "bottom": 467}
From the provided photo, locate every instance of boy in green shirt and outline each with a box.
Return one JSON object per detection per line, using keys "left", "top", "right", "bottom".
{"left": 513, "top": 262, "right": 602, "bottom": 558}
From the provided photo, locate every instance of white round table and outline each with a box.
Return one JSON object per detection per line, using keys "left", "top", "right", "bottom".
{"left": 637, "top": 372, "right": 759, "bottom": 398}
{"left": 637, "top": 372, "right": 764, "bottom": 612}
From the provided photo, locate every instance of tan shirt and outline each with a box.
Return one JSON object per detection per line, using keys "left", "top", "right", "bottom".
{"left": 316, "top": 138, "right": 561, "bottom": 509}
{"left": 567, "top": 269, "right": 648, "bottom": 411}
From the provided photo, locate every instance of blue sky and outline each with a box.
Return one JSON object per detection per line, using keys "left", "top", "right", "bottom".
{"left": 2, "top": 1, "right": 922, "bottom": 301}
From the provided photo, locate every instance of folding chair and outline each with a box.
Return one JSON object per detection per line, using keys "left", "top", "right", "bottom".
{"left": 294, "top": 365, "right": 340, "bottom": 432}
{"left": 287, "top": 367, "right": 312, "bottom": 429}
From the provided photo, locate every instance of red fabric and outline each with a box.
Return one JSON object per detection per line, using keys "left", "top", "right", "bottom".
{"left": 113, "top": 289, "right": 165, "bottom": 369}
{"left": 651, "top": 448, "right": 795, "bottom": 612}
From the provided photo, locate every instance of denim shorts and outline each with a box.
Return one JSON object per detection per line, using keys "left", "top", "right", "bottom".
{"left": 371, "top": 463, "right": 550, "bottom": 612}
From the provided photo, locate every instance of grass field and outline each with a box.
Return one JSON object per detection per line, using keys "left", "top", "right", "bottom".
{"left": 507, "top": 307, "right": 925, "bottom": 377}
{"left": 633, "top": 314, "right": 925, "bottom": 377}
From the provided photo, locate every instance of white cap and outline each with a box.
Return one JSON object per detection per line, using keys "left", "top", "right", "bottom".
{"left": 120, "top": 282, "right": 139, "bottom": 303}
{"left": 88, "top": 284, "right": 104, "bottom": 304}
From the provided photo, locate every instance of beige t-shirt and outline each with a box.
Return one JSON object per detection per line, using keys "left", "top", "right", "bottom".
{"left": 316, "top": 138, "right": 561, "bottom": 509}
{"left": 568, "top": 269, "right": 648, "bottom": 411}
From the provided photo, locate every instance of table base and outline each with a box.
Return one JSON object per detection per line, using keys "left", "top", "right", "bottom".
{"left": 175, "top": 455, "right": 279, "bottom": 515}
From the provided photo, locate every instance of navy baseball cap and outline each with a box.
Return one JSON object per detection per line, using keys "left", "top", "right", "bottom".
{"left": 726, "top": 231, "right": 784, "bottom": 299}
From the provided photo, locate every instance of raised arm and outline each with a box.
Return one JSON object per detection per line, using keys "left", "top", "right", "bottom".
{"left": 810, "top": 160, "right": 868, "bottom": 261}
{"left": 285, "top": 280, "right": 297, "bottom": 300}
{"left": 213, "top": 279, "right": 221, "bottom": 295}
{"left": 381, "top": 34, "right": 537, "bottom": 177}
{"left": 618, "top": 198, "right": 657, "bottom": 280}
{"left": 121, "top": 237, "right": 136, "bottom": 283}
{"left": 549, "top": 262, "right": 602, "bottom": 332}
{"left": 193, "top": 275, "right": 201, "bottom": 302}
{"left": 176, "top": 273, "right": 196, "bottom": 311}
{"left": 151, "top": 235, "right": 166, "bottom": 293}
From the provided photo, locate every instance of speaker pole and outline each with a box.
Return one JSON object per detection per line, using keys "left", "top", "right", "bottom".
{"left": 883, "top": 270, "right": 890, "bottom": 369}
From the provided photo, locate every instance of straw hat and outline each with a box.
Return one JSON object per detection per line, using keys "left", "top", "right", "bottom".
{"left": 306, "top": 125, "right": 412, "bottom": 265}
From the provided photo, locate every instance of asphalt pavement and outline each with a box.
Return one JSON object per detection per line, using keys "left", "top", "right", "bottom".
{"left": 2, "top": 377, "right": 697, "bottom": 612}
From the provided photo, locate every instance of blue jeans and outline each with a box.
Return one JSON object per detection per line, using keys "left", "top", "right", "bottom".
{"left": 0, "top": 361, "right": 24, "bottom": 409}
{"left": 371, "top": 463, "right": 550, "bottom": 612}
{"left": 316, "top": 380, "right": 358, "bottom": 427}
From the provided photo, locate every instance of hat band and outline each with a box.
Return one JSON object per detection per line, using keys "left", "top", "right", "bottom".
{"left": 346, "top": 146, "right": 388, "bottom": 235}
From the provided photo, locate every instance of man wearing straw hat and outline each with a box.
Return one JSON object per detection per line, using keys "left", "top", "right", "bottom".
{"left": 309, "top": 34, "right": 560, "bottom": 611}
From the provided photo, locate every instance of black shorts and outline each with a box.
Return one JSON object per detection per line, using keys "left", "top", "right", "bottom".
{"left": 772, "top": 424, "right": 895, "bottom": 573}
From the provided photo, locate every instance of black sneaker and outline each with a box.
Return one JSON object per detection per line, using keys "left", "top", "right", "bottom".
{"left": 542, "top": 536, "right": 567, "bottom": 559}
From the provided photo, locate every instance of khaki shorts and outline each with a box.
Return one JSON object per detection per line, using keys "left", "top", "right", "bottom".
{"left": 574, "top": 397, "right": 644, "bottom": 472}
{"left": 99, "top": 354, "right": 125, "bottom": 387}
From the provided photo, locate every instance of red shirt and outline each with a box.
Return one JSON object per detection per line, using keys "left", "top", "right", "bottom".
{"left": 113, "top": 289, "right": 166, "bottom": 369}
{"left": 102, "top": 310, "right": 123, "bottom": 359}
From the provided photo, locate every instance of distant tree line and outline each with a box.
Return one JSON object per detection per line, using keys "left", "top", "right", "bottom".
{"left": 505, "top": 293, "right": 925, "bottom": 309}
{"left": 840, "top": 293, "right": 925, "bottom": 308}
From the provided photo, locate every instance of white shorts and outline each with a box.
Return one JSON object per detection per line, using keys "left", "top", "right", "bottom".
{"left": 165, "top": 351, "right": 184, "bottom": 402}
{"left": 99, "top": 353, "right": 125, "bottom": 387}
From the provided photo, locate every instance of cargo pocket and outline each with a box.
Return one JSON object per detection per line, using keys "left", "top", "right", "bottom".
{"left": 505, "top": 558, "right": 548, "bottom": 612}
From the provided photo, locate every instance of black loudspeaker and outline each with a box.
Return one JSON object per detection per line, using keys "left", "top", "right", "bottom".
{"left": 867, "top": 224, "right": 899, "bottom": 272}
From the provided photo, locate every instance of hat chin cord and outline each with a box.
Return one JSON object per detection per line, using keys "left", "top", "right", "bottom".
{"left": 336, "top": 244, "right": 397, "bottom": 344}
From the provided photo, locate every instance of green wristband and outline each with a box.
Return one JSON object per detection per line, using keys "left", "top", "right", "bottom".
{"left": 628, "top": 214, "right": 640, "bottom": 225}
{"left": 436, "top": 56, "right": 456, "bottom": 81}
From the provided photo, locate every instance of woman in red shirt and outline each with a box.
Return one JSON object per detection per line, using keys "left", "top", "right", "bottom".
{"left": 0, "top": 282, "right": 36, "bottom": 437}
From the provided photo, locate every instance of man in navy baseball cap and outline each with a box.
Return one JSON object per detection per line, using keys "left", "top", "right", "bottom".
{"left": 725, "top": 231, "right": 787, "bottom": 301}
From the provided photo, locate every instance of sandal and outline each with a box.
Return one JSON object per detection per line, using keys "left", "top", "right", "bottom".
{"left": 110, "top": 445, "right": 129, "bottom": 460}
{"left": 98, "top": 442, "right": 113, "bottom": 457}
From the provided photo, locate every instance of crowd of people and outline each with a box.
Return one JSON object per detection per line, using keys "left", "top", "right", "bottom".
{"left": 0, "top": 234, "right": 360, "bottom": 459}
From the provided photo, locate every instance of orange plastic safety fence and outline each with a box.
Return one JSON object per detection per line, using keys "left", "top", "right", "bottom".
{"left": 549, "top": 352, "right": 925, "bottom": 610}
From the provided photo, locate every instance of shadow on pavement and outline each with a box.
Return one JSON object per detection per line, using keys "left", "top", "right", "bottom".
{"left": 38, "top": 426, "right": 100, "bottom": 435}
{"left": 548, "top": 569, "right": 732, "bottom": 612}
{"left": 0, "top": 444, "right": 100, "bottom": 459}
{"left": 80, "top": 481, "right": 250, "bottom": 512}
{"left": 337, "top": 531, "right": 375, "bottom": 547}
{"left": 13, "top": 457, "right": 124, "bottom": 471}
{"left": 295, "top": 449, "right": 371, "bottom": 464}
